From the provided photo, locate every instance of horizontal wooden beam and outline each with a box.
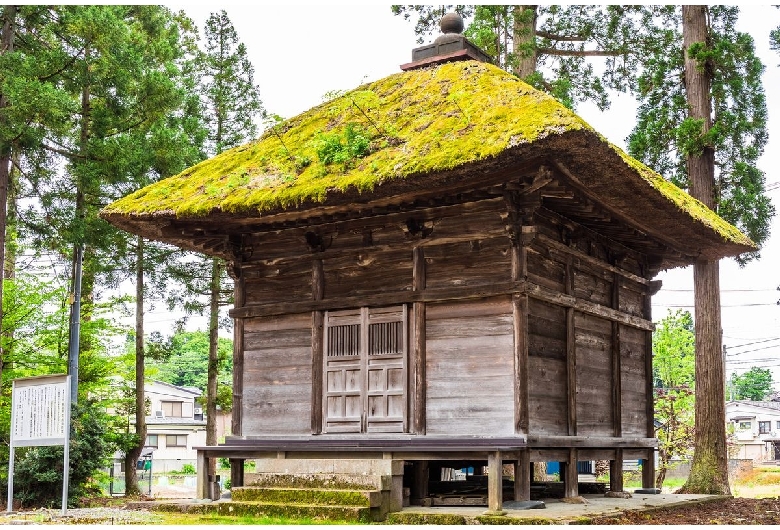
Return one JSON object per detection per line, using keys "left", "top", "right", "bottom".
{"left": 527, "top": 435, "right": 657, "bottom": 449}
{"left": 230, "top": 279, "right": 655, "bottom": 331}
{"left": 538, "top": 233, "right": 649, "bottom": 286}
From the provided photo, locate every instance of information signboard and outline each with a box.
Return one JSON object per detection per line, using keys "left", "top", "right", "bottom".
{"left": 7, "top": 375, "right": 71, "bottom": 515}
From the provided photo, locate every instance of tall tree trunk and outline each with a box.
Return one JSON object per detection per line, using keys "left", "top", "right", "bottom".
{"left": 512, "top": 5, "right": 538, "bottom": 78}
{"left": 0, "top": 4, "right": 17, "bottom": 391}
{"left": 206, "top": 257, "right": 221, "bottom": 477}
{"left": 678, "top": 5, "right": 730, "bottom": 495}
{"left": 125, "top": 236, "right": 146, "bottom": 496}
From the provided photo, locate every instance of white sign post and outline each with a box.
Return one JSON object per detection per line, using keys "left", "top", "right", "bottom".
{"left": 7, "top": 375, "right": 72, "bottom": 516}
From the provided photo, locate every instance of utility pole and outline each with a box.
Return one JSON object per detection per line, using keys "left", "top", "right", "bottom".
{"left": 67, "top": 244, "right": 84, "bottom": 404}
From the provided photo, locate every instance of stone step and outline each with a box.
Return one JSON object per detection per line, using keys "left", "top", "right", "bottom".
{"left": 245, "top": 471, "right": 388, "bottom": 490}
{"left": 151, "top": 500, "right": 374, "bottom": 523}
{"left": 231, "top": 486, "right": 381, "bottom": 507}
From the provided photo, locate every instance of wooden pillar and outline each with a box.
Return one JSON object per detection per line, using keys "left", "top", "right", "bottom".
{"left": 643, "top": 282, "right": 657, "bottom": 489}
{"left": 486, "top": 451, "right": 505, "bottom": 514}
{"left": 610, "top": 449, "right": 624, "bottom": 493}
{"left": 612, "top": 273, "right": 622, "bottom": 437}
{"left": 565, "top": 258, "right": 577, "bottom": 436}
{"left": 563, "top": 448, "right": 578, "bottom": 498}
{"left": 311, "top": 259, "right": 324, "bottom": 434}
{"left": 230, "top": 273, "right": 245, "bottom": 489}
{"left": 410, "top": 461, "right": 429, "bottom": 505}
{"left": 642, "top": 450, "right": 656, "bottom": 489}
{"left": 512, "top": 240, "right": 530, "bottom": 437}
{"left": 412, "top": 247, "right": 426, "bottom": 434}
{"left": 197, "top": 450, "right": 209, "bottom": 499}
{"left": 514, "top": 450, "right": 531, "bottom": 501}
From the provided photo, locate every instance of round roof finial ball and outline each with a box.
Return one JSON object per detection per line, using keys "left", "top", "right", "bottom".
{"left": 440, "top": 12, "right": 464, "bottom": 35}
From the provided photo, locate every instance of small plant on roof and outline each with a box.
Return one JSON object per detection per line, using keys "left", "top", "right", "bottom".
{"left": 314, "top": 123, "right": 372, "bottom": 171}
{"left": 264, "top": 112, "right": 311, "bottom": 173}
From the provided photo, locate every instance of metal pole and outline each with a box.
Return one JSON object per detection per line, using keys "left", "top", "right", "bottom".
{"left": 67, "top": 245, "right": 83, "bottom": 405}
{"left": 6, "top": 447, "right": 14, "bottom": 513}
{"left": 62, "top": 377, "right": 72, "bottom": 516}
{"left": 6, "top": 379, "right": 17, "bottom": 513}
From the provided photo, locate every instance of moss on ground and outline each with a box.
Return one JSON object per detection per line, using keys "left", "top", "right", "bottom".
{"left": 385, "top": 512, "right": 467, "bottom": 525}
{"left": 231, "top": 486, "right": 373, "bottom": 506}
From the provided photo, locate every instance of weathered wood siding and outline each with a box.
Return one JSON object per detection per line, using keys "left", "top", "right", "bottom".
{"left": 620, "top": 325, "right": 648, "bottom": 436}
{"left": 234, "top": 198, "right": 654, "bottom": 445}
{"left": 527, "top": 298, "right": 568, "bottom": 435}
{"left": 426, "top": 297, "right": 514, "bottom": 436}
{"left": 242, "top": 313, "right": 312, "bottom": 435}
{"left": 575, "top": 312, "right": 613, "bottom": 436}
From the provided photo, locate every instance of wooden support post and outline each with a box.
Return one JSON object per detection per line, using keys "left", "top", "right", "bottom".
{"left": 642, "top": 450, "right": 656, "bottom": 489}
{"left": 197, "top": 451, "right": 209, "bottom": 499}
{"left": 412, "top": 247, "right": 426, "bottom": 434}
{"left": 485, "top": 451, "right": 505, "bottom": 514}
{"left": 231, "top": 276, "right": 245, "bottom": 490}
{"left": 514, "top": 450, "right": 531, "bottom": 501}
{"left": 610, "top": 448, "right": 624, "bottom": 493}
{"left": 564, "top": 448, "right": 578, "bottom": 498}
{"left": 513, "top": 294, "right": 529, "bottom": 435}
{"left": 612, "top": 273, "right": 622, "bottom": 438}
{"left": 311, "top": 259, "right": 324, "bottom": 434}
{"left": 643, "top": 285, "right": 656, "bottom": 488}
{"left": 512, "top": 240, "right": 530, "bottom": 437}
{"left": 565, "top": 259, "right": 577, "bottom": 436}
{"left": 410, "top": 461, "right": 429, "bottom": 505}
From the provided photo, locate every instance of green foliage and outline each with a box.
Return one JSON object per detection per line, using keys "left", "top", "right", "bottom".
{"left": 729, "top": 367, "right": 773, "bottom": 401}
{"left": 393, "top": 5, "right": 653, "bottom": 111}
{"left": 146, "top": 330, "right": 233, "bottom": 409}
{"left": 199, "top": 9, "right": 263, "bottom": 156}
{"left": 314, "top": 124, "right": 372, "bottom": 170}
{"left": 6, "top": 402, "right": 116, "bottom": 507}
{"left": 653, "top": 310, "right": 695, "bottom": 488}
{"left": 628, "top": 6, "right": 773, "bottom": 262}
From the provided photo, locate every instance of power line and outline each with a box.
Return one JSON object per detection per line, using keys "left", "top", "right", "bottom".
{"left": 727, "top": 337, "right": 780, "bottom": 351}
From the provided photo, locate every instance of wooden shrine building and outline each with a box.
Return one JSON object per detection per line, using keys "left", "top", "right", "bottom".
{"left": 102, "top": 18, "right": 754, "bottom": 516}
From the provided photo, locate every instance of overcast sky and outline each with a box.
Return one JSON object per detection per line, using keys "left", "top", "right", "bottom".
{"left": 159, "top": 4, "right": 780, "bottom": 384}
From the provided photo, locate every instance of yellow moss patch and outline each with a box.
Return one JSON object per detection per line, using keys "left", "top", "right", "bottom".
{"left": 610, "top": 144, "right": 755, "bottom": 247}
{"left": 103, "top": 61, "right": 590, "bottom": 218}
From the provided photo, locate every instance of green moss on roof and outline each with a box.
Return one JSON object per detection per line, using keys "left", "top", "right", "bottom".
{"left": 610, "top": 144, "right": 755, "bottom": 247}
{"left": 102, "top": 60, "right": 754, "bottom": 252}
{"left": 103, "top": 61, "right": 590, "bottom": 217}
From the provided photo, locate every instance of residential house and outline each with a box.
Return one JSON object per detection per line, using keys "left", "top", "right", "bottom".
{"left": 726, "top": 400, "right": 780, "bottom": 461}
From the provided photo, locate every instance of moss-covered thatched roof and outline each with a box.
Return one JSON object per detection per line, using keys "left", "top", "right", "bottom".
{"left": 101, "top": 61, "right": 754, "bottom": 262}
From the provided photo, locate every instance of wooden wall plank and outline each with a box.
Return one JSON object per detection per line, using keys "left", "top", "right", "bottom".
{"left": 324, "top": 248, "right": 413, "bottom": 299}
{"left": 243, "top": 315, "right": 313, "bottom": 436}
{"left": 426, "top": 299, "right": 514, "bottom": 436}
{"left": 425, "top": 237, "right": 511, "bottom": 290}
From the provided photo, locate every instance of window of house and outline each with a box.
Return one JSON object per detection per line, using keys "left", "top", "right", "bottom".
{"left": 145, "top": 434, "right": 158, "bottom": 447}
{"left": 776, "top": 421, "right": 780, "bottom": 430}
{"left": 739, "top": 421, "right": 751, "bottom": 430}
{"left": 165, "top": 434, "right": 187, "bottom": 447}
{"left": 759, "top": 421, "right": 771, "bottom": 434}
{"left": 323, "top": 306, "right": 407, "bottom": 434}
{"left": 161, "top": 401, "right": 183, "bottom": 418}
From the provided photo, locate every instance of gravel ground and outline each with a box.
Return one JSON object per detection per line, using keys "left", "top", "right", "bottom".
{"left": 0, "top": 507, "right": 163, "bottom": 525}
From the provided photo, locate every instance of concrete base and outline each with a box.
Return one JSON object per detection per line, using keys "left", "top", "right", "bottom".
{"left": 246, "top": 457, "right": 404, "bottom": 517}
{"left": 503, "top": 500, "right": 546, "bottom": 510}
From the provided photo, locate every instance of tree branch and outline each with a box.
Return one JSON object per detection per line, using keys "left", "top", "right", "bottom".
{"left": 535, "top": 30, "right": 587, "bottom": 42}
{"left": 538, "top": 47, "right": 624, "bottom": 57}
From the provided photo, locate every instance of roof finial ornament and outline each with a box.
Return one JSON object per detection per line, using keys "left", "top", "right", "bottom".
{"left": 439, "top": 12, "right": 464, "bottom": 37}
{"left": 401, "top": 11, "right": 491, "bottom": 71}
